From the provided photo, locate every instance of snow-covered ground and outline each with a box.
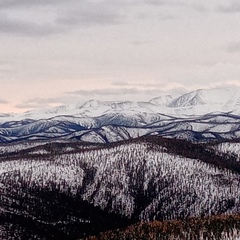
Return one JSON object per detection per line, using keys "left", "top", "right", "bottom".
{"left": 0, "top": 140, "right": 240, "bottom": 220}
{"left": 1, "top": 86, "right": 240, "bottom": 122}
{"left": 212, "top": 142, "right": 240, "bottom": 162}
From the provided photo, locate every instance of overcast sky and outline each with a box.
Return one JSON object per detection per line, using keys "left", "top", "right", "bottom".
{"left": 1, "top": 0, "right": 240, "bottom": 113}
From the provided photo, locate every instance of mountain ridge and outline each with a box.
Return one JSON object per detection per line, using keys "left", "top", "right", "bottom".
{"left": 0, "top": 87, "right": 240, "bottom": 143}
{"left": 1, "top": 86, "right": 240, "bottom": 121}
{"left": 0, "top": 136, "right": 240, "bottom": 238}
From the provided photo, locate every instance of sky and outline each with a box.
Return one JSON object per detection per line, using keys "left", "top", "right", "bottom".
{"left": 1, "top": 0, "right": 240, "bottom": 113}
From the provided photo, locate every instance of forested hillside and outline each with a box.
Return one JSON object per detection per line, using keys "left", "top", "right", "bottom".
{"left": 0, "top": 136, "right": 240, "bottom": 239}
{"left": 88, "top": 214, "right": 240, "bottom": 240}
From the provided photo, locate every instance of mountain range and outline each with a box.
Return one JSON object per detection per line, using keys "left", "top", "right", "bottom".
{"left": 0, "top": 87, "right": 240, "bottom": 143}
{"left": 1, "top": 86, "right": 240, "bottom": 239}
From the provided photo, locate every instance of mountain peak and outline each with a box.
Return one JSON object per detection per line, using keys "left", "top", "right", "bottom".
{"left": 150, "top": 95, "right": 176, "bottom": 106}
{"left": 168, "top": 87, "right": 240, "bottom": 108}
{"left": 1, "top": 86, "right": 240, "bottom": 123}
{"left": 80, "top": 99, "right": 101, "bottom": 108}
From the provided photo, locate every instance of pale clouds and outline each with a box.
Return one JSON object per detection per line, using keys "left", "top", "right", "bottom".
{"left": 226, "top": 42, "right": 240, "bottom": 53}
{"left": 0, "top": 1, "right": 125, "bottom": 37}
{"left": 1, "top": 0, "right": 240, "bottom": 113}
{"left": 0, "top": 15, "right": 61, "bottom": 36}
{"left": 15, "top": 97, "right": 63, "bottom": 109}
{"left": 0, "top": 0, "right": 62, "bottom": 8}
{"left": 0, "top": 99, "right": 8, "bottom": 104}
{"left": 217, "top": 2, "right": 240, "bottom": 13}
{"left": 111, "top": 81, "right": 129, "bottom": 86}
{"left": 0, "top": 0, "right": 218, "bottom": 37}
{"left": 56, "top": 3, "right": 125, "bottom": 27}
{"left": 67, "top": 88, "right": 140, "bottom": 96}
{"left": 15, "top": 87, "right": 185, "bottom": 110}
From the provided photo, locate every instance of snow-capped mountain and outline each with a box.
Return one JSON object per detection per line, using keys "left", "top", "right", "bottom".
{"left": 0, "top": 87, "right": 240, "bottom": 143}
{"left": 168, "top": 88, "right": 240, "bottom": 114}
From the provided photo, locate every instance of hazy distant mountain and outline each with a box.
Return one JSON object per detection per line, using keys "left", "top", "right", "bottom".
{"left": 0, "top": 87, "right": 240, "bottom": 143}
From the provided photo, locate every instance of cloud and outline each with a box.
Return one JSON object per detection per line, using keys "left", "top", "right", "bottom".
{"left": 0, "top": 0, "right": 67, "bottom": 9}
{"left": 213, "top": 81, "right": 240, "bottom": 88}
{"left": 56, "top": 5, "right": 124, "bottom": 27}
{"left": 67, "top": 88, "right": 140, "bottom": 96}
{"left": 15, "top": 101, "right": 50, "bottom": 109}
{"left": 0, "top": 0, "right": 209, "bottom": 37}
{"left": 0, "top": 0, "right": 140, "bottom": 9}
{"left": 15, "top": 103, "right": 45, "bottom": 109}
{"left": 15, "top": 89, "right": 143, "bottom": 109}
{"left": 145, "top": 0, "right": 176, "bottom": 6}
{"left": 111, "top": 82, "right": 188, "bottom": 92}
{"left": 14, "top": 84, "right": 189, "bottom": 111}
{"left": 226, "top": 42, "right": 240, "bottom": 53}
{"left": 129, "top": 40, "right": 157, "bottom": 45}
{"left": 67, "top": 87, "right": 186, "bottom": 98}
{"left": 158, "top": 14, "right": 176, "bottom": 20}
{"left": 0, "top": 1, "right": 126, "bottom": 36}
{"left": 15, "top": 94, "right": 90, "bottom": 109}
{"left": 145, "top": 0, "right": 207, "bottom": 11}
{"left": 14, "top": 97, "right": 63, "bottom": 109}
{"left": 0, "top": 99, "right": 8, "bottom": 104}
{"left": 0, "top": 16, "right": 63, "bottom": 36}
{"left": 112, "top": 81, "right": 129, "bottom": 86}
{"left": 15, "top": 88, "right": 162, "bottom": 109}
{"left": 217, "top": 2, "right": 240, "bottom": 13}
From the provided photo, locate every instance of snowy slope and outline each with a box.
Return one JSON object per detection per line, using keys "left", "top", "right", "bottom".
{"left": 0, "top": 138, "right": 240, "bottom": 221}
{"left": 1, "top": 86, "right": 240, "bottom": 122}
{"left": 0, "top": 135, "right": 240, "bottom": 238}
{"left": 211, "top": 142, "right": 240, "bottom": 162}
{"left": 0, "top": 87, "right": 240, "bottom": 143}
